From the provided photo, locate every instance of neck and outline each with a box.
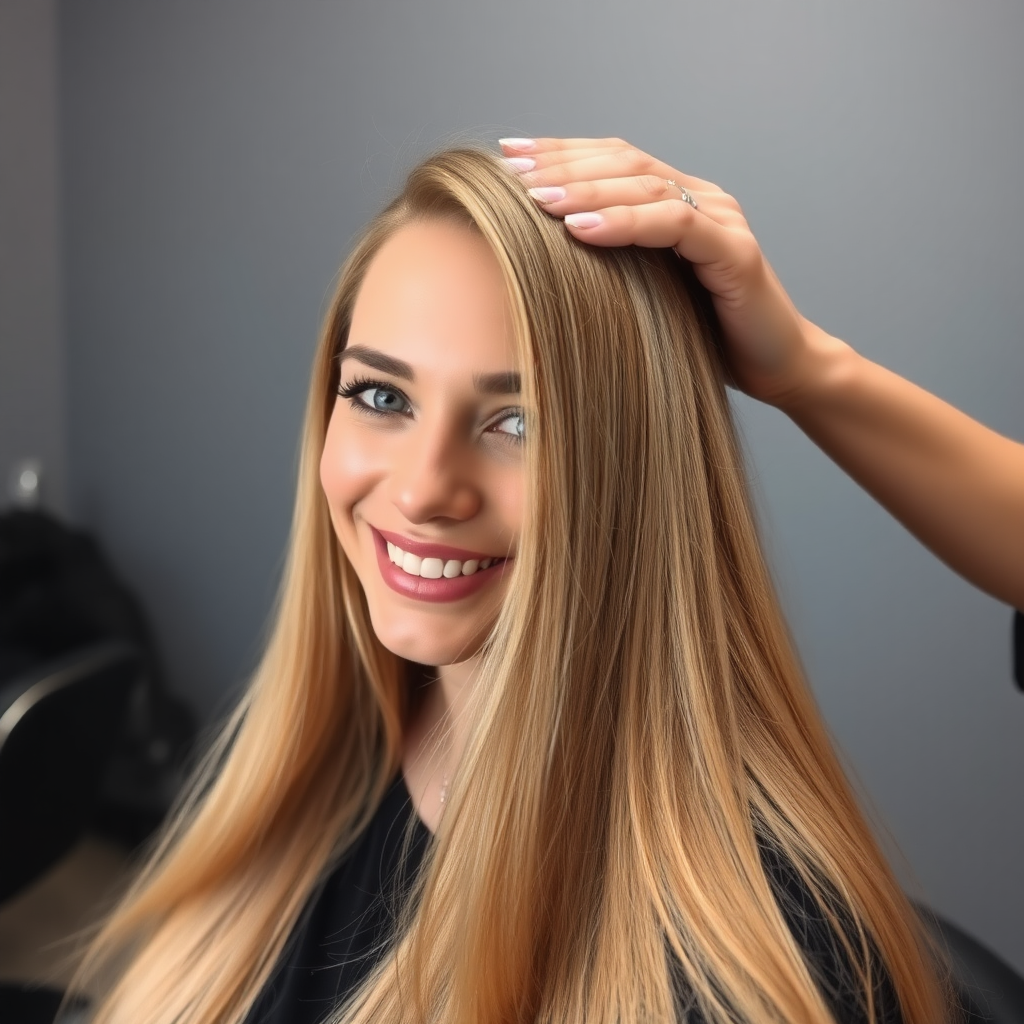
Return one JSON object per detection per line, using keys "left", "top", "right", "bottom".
{"left": 401, "top": 652, "right": 483, "bottom": 832}
{"left": 432, "top": 653, "right": 482, "bottom": 765}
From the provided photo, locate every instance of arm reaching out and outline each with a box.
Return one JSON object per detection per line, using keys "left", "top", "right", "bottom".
{"left": 501, "top": 136, "right": 1024, "bottom": 609}
{"left": 778, "top": 330, "right": 1024, "bottom": 611}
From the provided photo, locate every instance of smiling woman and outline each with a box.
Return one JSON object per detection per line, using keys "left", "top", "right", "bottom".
{"left": 322, "top": 220, "right": 523, "bottom": 679}
{"left": 72, "top": 148, "right": 952, "bottom": 1024}
{"left": 321, "top": 219, "right": 525, "bottom": 831}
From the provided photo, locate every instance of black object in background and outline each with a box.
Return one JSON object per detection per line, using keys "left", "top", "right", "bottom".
{"left": 918, "top": 904, "right": 1024, "bottom": 1024}
{"left": 0, "top": 510, "right": 156, "bottom": 673}
{"left": 0, "top": 643, "right": 138, "bottom": 1024}
{"left": 0, "top": 509, "right": 195, "bottom": 845}
{"left": 0, "top": 642, "right": 140, "bottom": 901}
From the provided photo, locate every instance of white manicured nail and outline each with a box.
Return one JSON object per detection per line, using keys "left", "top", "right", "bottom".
{"left": 528, "top": 186, "right": 566, "bottom": 204}
{"left": 504, "top": 156, "right": 536, "bottom": 172}
{"left": 565, "top": 212, "right": 603, "bottom": 229}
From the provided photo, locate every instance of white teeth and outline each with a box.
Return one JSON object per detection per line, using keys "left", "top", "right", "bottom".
{"left": 385, "top": 538, "right": 501, "bottom": 580}
{"left": 420, "top": 557, "right": 444, "bottom": 579}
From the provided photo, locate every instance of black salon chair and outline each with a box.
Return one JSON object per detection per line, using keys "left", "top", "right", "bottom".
{"left": 0, "top": 642, "right": 140, "bottom": 1023}
{"left": 919, "top": 906, "right": 1024, "bottom": 1023}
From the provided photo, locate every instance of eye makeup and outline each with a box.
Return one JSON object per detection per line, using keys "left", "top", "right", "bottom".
{"left": 337, "top": 375, "right": 525, "bottom": 443}
{"left": 337, "top": 376, "right": 410, "bottom": 418}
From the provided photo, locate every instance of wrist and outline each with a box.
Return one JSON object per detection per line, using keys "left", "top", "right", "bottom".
{"left": 771, "top": 319, "right": 860, "bottom": 417}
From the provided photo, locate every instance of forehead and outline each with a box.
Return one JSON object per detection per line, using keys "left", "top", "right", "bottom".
{"left": 348, "top": 219, "right": 515, "bottom": 373}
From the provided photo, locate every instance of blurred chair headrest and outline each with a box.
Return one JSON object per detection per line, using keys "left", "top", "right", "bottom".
{"left": 0, "top": 641, "right": 141, "bottom": 904}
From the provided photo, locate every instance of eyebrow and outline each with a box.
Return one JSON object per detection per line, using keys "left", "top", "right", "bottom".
{"left": 339, "top": 345, "right": 413, "bottom": 380}
{"left": 339, "top": 345, "right": 520, "bottom": 395}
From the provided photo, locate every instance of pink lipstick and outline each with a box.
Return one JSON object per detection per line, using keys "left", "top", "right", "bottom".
{"left": 371, "top": 527, "right": 513, "bottom": 603}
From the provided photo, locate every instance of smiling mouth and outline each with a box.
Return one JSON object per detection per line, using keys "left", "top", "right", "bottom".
{"left": 385, "top": 539, "right": 507, "bottom": 579}
{"left": 370, "top": 527, "right": 513, "bottom": 603}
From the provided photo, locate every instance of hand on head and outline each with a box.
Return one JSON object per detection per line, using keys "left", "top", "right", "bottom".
{"left": 500, "top": 136, "right": 835, "bottom": 409}
{"left": 500, "top": 139, "right": 1024, "bottom": 611}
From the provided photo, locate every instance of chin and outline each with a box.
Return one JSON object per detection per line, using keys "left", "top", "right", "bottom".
{"left": 366, "top": 608, "right": 491, "bottom": 669}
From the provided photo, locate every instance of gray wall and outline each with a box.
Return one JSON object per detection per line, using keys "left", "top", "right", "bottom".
{"left": 57, "top": 0, "right": 1023, "bottom": 972}
{"left": 0, "top": 0, "right": 67, "bottom": 514}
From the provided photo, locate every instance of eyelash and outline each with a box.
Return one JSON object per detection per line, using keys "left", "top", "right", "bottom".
{"left": 337, "top": 376, "right": 408, "bottom": 419}
{"left": 336, "top": 376, "right": 525, "bottom": 443}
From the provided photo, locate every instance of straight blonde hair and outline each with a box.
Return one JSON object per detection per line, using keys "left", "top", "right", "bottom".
{"left": 75, "top": 149, "right": 953, "bottom": 1024}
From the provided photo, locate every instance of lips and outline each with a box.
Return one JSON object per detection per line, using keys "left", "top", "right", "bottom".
{"left": 375, "top": 528, "right": 503, "bottom": 564}
{"left": 370, "top": 527, "right": 513, "bottom": 603}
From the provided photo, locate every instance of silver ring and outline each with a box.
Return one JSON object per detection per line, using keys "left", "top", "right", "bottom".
{"left": 666, "top": 179, "right": 699, "bottom": 210}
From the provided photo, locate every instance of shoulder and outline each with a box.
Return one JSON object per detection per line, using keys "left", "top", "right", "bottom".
{"left": 672, "top": 843, "right": 905, "bottom": 1023}
{"left": 758, "top": 842, "right": 904, "bottom": 1024}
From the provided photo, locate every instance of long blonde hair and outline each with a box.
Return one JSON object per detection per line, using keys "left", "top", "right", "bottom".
{"left": 76, "top": 149, "right": 951, "bottom": 1024}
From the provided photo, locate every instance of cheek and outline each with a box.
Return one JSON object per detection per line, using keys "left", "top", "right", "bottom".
{"left": 487, "top": 461, "right": 525, "bottom": 548}
{"left": 319, "top": 407, "right": 385, "bottom": 517}
{"left": 499, "top": 472, "right": 524, "bottom": 537}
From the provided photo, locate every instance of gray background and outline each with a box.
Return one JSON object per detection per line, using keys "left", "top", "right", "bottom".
{"left": 1, "top": 0, "right": 66, "bottom": 515}
{"left": 4, "top": 0, "right": 1022, "bottom": 974}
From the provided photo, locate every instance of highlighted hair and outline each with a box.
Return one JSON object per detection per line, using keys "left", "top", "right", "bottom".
{"left": 76, "top": 150, "right": 951, "bottom": 1024}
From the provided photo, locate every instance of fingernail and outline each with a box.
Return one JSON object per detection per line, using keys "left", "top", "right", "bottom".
{"left": 564, "top": 212, "right": 604, "bottom": 229}
{"left": 499, "top": 137, "right": 536, "bottom": 152}
{"left": 527, "top": 186, "right": 566, "bottom": 204}
{"left": 504, "top": 156, "right": 536, "bottom": 173}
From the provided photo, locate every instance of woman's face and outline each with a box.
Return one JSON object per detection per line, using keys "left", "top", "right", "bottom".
{"left": 320, "top": 219, "right": 523, "bottom": 668}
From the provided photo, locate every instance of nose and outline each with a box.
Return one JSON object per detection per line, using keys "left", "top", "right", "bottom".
{"left": 387, "top": 418, "right": 482, "bottom": 524}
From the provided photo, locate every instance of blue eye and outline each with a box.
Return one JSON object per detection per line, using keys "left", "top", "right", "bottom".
{"left": 337, "top": 377, "right": 410, "bottom": 417}
{"left": 359, "top": 387, "right": 407, "bottom": 413}
{"left": 493, "top": 411, "right": 525, "bottom": 442}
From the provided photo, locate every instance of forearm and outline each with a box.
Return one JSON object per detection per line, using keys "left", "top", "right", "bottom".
{"left": 779, "top": 324, "right": 1024, "bottom": 609}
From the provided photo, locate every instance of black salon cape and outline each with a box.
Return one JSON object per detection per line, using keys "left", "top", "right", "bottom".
{"left": 244, "top": 775, "right": 902, "bottom": 1024}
